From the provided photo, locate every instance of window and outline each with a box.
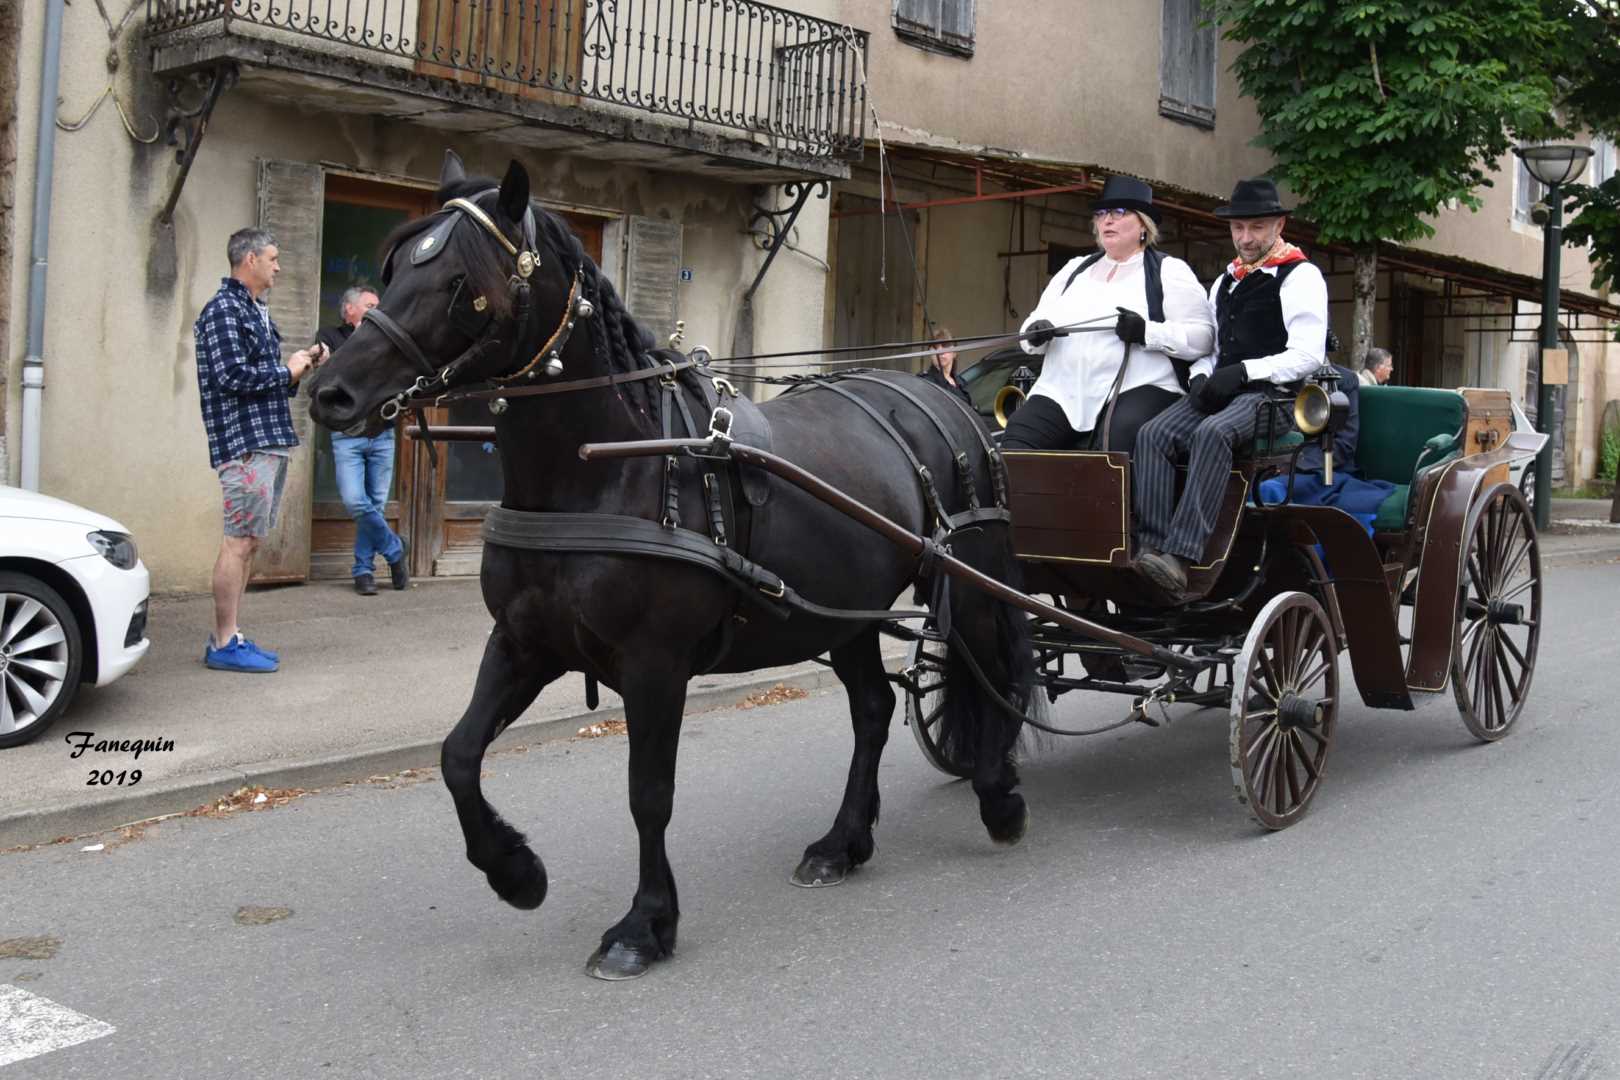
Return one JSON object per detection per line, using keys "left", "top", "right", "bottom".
{"left": 1514, "top": 157, "right": 1548, "bottom": 224}
{"left": 1160, "top": 0, "right": 1217, "bottom": 128}
{"left": 1592, "top": 137, "right": 1617, "bottom": 186}
{"left": 893, "top": 0, "right": 974, "bottom": 57}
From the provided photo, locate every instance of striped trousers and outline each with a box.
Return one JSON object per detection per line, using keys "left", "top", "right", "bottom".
{"left": 1132, "top": 392, "right": 1280, "bottom": 562}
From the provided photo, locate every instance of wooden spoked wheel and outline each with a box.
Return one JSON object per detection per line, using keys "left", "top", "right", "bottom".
{"left": 1452, "top": 484, "right": 1541, "bottom": 742}
{"left": 1228, "top": 591, "right": 1340, "bottom": 830}
{"left": 903, "top": 636, "right": 973, "bottom": 778}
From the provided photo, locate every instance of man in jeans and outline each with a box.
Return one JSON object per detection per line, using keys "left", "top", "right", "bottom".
{"left": 195, "top": 228, "right": 326, "bottom": 673}
{"left": 316, "top": 285, "right": 408, "bottom": 596}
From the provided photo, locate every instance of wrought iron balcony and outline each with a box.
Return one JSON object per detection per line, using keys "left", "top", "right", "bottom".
{"left": 147, "top": 0, "right": 868, "bottom": 168}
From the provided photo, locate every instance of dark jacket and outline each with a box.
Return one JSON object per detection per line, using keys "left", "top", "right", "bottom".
{"left": 1295, "top": 363, "right": 1360, "bottom": 476}
{"left": 919, "top": 365, "right": 973, "bottom": 406}
{"left": 316, "top": 321, "right": 355, "bottom": 354}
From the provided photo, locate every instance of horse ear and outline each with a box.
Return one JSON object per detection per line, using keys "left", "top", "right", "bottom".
{"left": 497, "top": 159, "right": 530, "bottom": 225}
{"left": 440, "top": 149, "right": 466, "bottom": 188}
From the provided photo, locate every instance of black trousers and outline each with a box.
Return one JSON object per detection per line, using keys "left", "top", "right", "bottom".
{"left": 1001, "top": 386, "right": 1180, "bottom": 453}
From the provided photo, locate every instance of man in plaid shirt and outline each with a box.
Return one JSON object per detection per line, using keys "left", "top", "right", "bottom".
{"left": 195, "top": 227, "right": 326, "bottom": 673}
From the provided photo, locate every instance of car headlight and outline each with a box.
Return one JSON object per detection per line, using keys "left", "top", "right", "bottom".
{"left": 88, "top": 530, "right": 139, "bottom": 570}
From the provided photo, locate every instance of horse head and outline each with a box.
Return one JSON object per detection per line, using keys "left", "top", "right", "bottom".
{"left": 308, "top": 152, "right": 599, "bottom": 436}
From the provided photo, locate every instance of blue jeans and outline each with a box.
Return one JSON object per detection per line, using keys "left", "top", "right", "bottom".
{"left": 332, "top": 430, "right": 403, "bottom": 578}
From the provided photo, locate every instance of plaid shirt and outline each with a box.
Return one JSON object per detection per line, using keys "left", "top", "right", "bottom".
{"left": 195, "top": 277, "right": 298, "bottom": 469}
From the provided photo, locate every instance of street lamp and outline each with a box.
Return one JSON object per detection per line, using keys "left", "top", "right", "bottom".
{"left": 1514, "top": 141, "right": 1594, "bottom": 530}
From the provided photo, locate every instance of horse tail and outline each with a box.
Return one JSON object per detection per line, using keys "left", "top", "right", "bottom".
{"left": 933, "top": 522, "right": 1041, "bottom": 845}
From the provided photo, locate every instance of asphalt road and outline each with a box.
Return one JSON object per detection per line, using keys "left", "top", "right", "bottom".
{"left": 3, "top": 559, "right": 1618, "bottom": 1079}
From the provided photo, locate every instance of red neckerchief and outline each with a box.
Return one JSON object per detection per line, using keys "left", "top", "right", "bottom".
{"left": 1228, "top": 240, "right": 1306, "bottom": 281}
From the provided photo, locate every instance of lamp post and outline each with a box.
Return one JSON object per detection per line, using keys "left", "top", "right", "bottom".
{"left": 1514, "top": 142, "right": 1594, "bottom": 530}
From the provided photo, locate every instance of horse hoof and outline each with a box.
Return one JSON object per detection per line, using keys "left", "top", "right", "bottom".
{"left": 991, "top": 804, "right": 1029, "bottom": 847}
{"left": 487, "top": 847, "right": 547, "bottom": 909}
{"left": 790, "top": 856, "right": 848, "bottom": 888}
{"left": 585, "top": 942, "right": 655, "bottom": 981}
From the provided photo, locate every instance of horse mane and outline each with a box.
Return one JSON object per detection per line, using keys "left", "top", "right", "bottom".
{"left": 380, "top": 176, "right": 663, "bottom": 415}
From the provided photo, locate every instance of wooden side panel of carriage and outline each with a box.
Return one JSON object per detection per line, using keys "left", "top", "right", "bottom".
{"left": 1459, "top": 387, "right": 1514, "bottom": 489}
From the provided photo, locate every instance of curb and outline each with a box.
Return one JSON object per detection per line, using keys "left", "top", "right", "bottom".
{"left": 0, "top": 660, "right": 887, "bottom": 851}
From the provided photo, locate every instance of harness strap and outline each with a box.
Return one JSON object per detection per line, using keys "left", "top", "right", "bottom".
{"left": 443, "top": 359, "right": 699, "bottom": 403}
{"left": 481, "top": 510, "right": 931, "bottom": 624}
{"left": 795, "top": 379, "right": 949, "bottom": 530}
{"left": 363, "top": 307, "right": 437, "bottom": 377}
{"left": 838, "top": 372, "right": 986, "bottom": 510}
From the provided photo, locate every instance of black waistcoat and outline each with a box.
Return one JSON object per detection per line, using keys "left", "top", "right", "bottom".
{"left": 1214, "top": 260, "right": 1305, "bottom": 370}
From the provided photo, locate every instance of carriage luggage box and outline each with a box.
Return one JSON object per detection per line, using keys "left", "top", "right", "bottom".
{"left": 1459, "top": 387, "right": 1512, "bottom": 487}
{"left": 1002, "top": 451, "right": 1132, "bottom": 567}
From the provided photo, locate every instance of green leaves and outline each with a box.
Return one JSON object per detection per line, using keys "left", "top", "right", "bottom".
{"left": 1564, "top": 175, "right": 1620, "bottom": 295}
{"left": 1204, "top": 0, "right": 1563, "bottom": 247}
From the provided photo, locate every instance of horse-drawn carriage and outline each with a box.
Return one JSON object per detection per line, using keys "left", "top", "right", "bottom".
{"left": 306, "top": 154, "right": 1549, "bottom": 979}
{"left": 902, "top": 379, "right": 1547, "bottom": 828}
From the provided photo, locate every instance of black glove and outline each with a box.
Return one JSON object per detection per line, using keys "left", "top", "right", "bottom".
{"left": 1186, "top": 373, "right": 1210, "bottom": 411}
{"left": 1024, "top": 319, "right": 1058, "bottom": 348}
{"left": 1114, "top": 307, "right": 1147, "bottom": 346}
{"left": 1201, "top": 363, "right": 1249, "bottom": 411}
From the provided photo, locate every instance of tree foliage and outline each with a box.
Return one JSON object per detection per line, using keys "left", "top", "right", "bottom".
{"left": 1552, "top": 1, "right": 1620, "bottom": 298}
{"left": 1203, "top": 0, "right": 1564, "bottom": 248}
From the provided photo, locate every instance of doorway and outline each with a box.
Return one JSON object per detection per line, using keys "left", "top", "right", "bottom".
{"left": 315, "top": 173, "right": 607, "bottom": 577}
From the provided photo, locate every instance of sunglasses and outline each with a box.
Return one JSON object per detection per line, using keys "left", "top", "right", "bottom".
{"left": 1092, "top": 207, "right": 1135, "bottom": 219}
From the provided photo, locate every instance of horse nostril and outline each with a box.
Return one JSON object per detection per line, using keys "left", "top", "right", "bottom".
{"left": 315, "top": 382, "right": 355, "bottom": 419}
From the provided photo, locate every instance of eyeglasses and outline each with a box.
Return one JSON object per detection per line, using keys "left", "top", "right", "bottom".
{"left": 1092, "top": 207, "right": 1134, "bottom": 219}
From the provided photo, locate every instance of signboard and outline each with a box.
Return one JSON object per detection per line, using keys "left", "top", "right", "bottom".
{"left": 1542, "top": 347, "right": 1569, "bottom": 386}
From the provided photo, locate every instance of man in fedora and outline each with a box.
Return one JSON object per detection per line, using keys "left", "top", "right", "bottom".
{"left": 1132, "top": 177, "right": 1330, "bottom": 595}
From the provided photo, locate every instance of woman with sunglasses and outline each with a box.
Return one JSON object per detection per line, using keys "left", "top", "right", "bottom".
{"left": 1006, "top": 176, "right": 1214, "bottom": 452}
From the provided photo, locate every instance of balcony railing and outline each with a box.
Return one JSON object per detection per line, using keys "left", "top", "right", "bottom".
{"left": 148, "top": 0, "right": 868, "bottom": 159}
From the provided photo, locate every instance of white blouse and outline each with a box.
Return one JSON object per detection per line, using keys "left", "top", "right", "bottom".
{"left": 1019, "top": 250, "right": 1215, "bottom": 434}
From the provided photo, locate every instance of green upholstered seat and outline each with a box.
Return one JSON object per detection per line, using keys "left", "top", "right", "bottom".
{"left": 1357, "top": 386, "right": 1468, "bottom": 531}
{"left": 1255, "top": 429, "right": 1306, "bottom": 454}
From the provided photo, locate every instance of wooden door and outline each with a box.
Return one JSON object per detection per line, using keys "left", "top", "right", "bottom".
{"left": 416, "top": 0, "right": 586, "bottom": 103}
{"left": 311, "top": 176, "right": 436, "bottom": 580}
{"left": 415, "top": 211, "right": 607, "bottom": 577}
{"left": 832, "top": 194, "right": 921, "bottom": 369}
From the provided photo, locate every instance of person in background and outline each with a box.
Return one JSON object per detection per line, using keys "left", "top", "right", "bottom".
{"left": 1359, "top": 346, "right": 1394, "bottom": 386}
{"left": 195, "top": 227, "right": 327, "bottom": 673}
{"left": 317, "top": 285, "right": 408, "bottom": 596}
{"left": 920, "top": 325, "right": 973, "bottom": 406}
{"left": 1008, "top": 175, "right": 1214, "bottom": 453}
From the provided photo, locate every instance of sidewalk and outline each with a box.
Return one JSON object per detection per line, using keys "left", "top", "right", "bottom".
{"left": 0, "top": 577, "right": 907, "bottom": 849}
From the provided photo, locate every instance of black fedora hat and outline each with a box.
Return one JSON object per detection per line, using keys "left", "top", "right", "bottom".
{"left": 1214, "top": 177, "right": 1293, "bottom": 219}
{"left": 1092, "top": 175, "right": 1161, "bottom": 223}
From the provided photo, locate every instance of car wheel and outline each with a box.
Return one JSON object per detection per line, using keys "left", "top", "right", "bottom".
{"left": 0, "top": 571, "right": 84, "bottom": 749}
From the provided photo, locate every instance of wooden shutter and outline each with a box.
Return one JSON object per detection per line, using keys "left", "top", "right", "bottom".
{"left": 1160, "top": 0, "right": 1217, "bottom": 128}
{"left": 940, "top": 0, "right": 974, "bottom": 51}
{"left": 893, "top": 0, "right": 973, "bottom": 55}
{"left": 624, "top": 216, "right": 683, "bottom": 346}
{"left": 252, "top": 159, "right": 323, "bottom": 583}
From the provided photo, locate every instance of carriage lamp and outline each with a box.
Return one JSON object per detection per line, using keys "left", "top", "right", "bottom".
{"left": 1514, "top": 142, "right": 1594, "bottom": 530}
{"left": 994, "top": 365, "right": 1040, "bottom": 429}
{"left": 1294, "top": 368, "right": 1350, "bottom": 484}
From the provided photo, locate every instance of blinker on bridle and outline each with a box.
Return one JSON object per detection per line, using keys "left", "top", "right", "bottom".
{"left": 370, "top": 191, "right": 596, "bottom": 422}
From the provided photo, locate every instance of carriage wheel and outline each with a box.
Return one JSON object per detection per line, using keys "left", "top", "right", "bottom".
{"left": 1228, "top": 591, "right": 1339, "bottom": 831}
{"left": 1452, "top": 484, "right": 1541, "bottom": 742}
{"left": 903, "top": 637, "right": 973, "bottom": 778}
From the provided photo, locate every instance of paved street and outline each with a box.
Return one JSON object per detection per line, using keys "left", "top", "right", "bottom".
{"left": 3, "top": 551, "right": 1618, "bottom": 1078}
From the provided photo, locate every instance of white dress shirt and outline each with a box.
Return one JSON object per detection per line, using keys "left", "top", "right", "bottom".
{"left": 1208, "top": 260, "right": 1329, "bottom": 385}
{"left": 1019, "top": 250, "right": 1215, "bottom": 434}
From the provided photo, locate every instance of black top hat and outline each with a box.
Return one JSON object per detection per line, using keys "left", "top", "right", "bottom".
{"left": 1092, "top": 175, "right": 1161, "bottom": 223}
{"left": 1214, "top": 177, "right": 1292, "bottom": 219}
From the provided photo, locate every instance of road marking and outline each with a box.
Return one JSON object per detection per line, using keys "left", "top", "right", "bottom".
{"left": 0, "top": 984, "right": 115, "bottom": 1068}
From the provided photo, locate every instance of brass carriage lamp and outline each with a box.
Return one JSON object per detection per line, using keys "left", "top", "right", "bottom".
{"left": 1513, "top": 142, "right": 1593, "bottom": 529}
{"left": 1294, "top": 367, "right": 1350, "bottom": 484}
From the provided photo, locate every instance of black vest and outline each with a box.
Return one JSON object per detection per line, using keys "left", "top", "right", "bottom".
{"left": 1214, "top": 260, "right": 1306, "bottom": 370}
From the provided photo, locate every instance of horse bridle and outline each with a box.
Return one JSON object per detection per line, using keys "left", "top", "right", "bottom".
{"left": 368, "top": 193, "right": 594, "bottom": 422}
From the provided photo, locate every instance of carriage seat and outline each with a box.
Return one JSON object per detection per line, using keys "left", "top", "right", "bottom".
{"left": 1355, "top": 386, "right": 1467, "bottom": 531}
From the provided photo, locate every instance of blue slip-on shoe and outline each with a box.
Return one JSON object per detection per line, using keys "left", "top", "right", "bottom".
{"left": 239, "top": 635, "right": 279, "bottom": 662}
{"left": 205, "top": 636, "right": 279, "bottom": 673}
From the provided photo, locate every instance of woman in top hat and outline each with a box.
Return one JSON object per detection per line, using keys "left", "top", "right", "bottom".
{"left": 1004, "top": 176, "right": 1214, "bottom": 453}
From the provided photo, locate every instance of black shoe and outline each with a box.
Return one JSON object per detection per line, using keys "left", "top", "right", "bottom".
{"left": 388, "top": 549, "right": 410, "bottom": 591}
{"left": 354, "top": 573, "right": 377, "bottom": 596}
{"left": 1136, "top": 551, "right": 1189, "bottom": 595}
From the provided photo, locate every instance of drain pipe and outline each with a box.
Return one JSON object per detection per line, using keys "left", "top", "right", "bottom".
{"left": 19, "top": 0, "right": 64, "bottom": 491}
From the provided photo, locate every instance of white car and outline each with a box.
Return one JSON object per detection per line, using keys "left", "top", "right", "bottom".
{"left": 0, "top": 486, "right": 150, "bottom": 748}
{"left": 1509, "top": 398, "right": 1535, "bottom": 503}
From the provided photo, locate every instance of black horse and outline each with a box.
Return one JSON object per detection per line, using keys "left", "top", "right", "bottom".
{"left": 307, "top": 153, "right": 1035, "bottom": 980}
